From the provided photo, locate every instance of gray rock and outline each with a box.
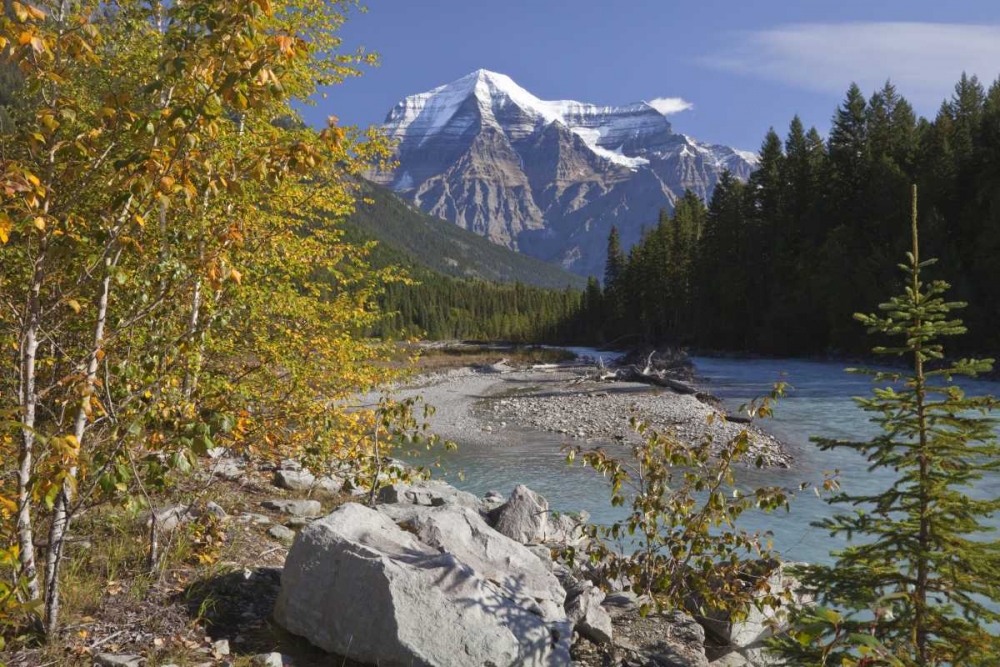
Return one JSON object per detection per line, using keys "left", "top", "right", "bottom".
{"left": 377, "top": 503, "right": 567, "bottom": 619}
{"left": 237, "top": 512, "right": 271, "bottom": 525}
{"left": 211, "top": 458, "right": 244, "bottom": 481}
{"left": 204, "top": 501, "right": 229, "bottom": 520}
{"left": 547, "top": 511, "right": 590, "bottom": 548}
{"left": 315, "top": 475, "right": 344, "bottom": 496}
{"left": 377, "top": 479, "right": 481, "bottom": 510}
{"left": 709, "top": 653, "right": 750, "bottom": 666}
{"left": 273, "top": 468, "right": 342, "bottom": 497}
{"left": 268, "top": 525, "right": 296, "bottom": 544}
{"left": 700, "top": 562, "right": 811, "bottom": 649}
{"left": 602, "top": 590, "right": 641, "bottom": 617}
{"left": 526, "top": 544, "right": 554, "bottom": 569}
{"left": 273, "top": 469, "right": 316, "bottom": 492}
{"left": 146, "top": 504, "right": 192, "bottom": 534}
{"left": 649, "top": 611, "right": 709, "bottom": 667}
{"left": 491, "top": 484, "right": 550, "bottom": 545}
{"left": 261, "top": 499, "right": 322, "bottom": 517}
{"left": 94, "top": 655, "right": 143, "bottom": 667}
{"left": 482, "top": 490, "right": 506, "bottom": 512}
{"left": 212, "top": 639, "right": 230, "bottom": 656}
{"left": 275, "top": 503, "right": 571, "bottom": 666}
{"left": 251, "top": 653, "right": 284, "bottom": 667}
{"left": 738, "top": 646, "right": 787, "bottom": 666}
{"left": 565, "top": 583, "right": 613, "bottom": 644}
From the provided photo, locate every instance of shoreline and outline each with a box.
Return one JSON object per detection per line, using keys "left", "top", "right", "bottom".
{"left": 391, "top": 356, "right": 792, "bottom": 468}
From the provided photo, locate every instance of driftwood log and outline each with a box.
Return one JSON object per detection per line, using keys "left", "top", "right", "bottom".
{"left": 581, "top": 351, "right": 752, "bottom": 423}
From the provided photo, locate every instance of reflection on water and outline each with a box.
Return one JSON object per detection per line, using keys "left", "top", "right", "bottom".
{"left": 411, "top": 352, "right": 1000, "bottom": 566}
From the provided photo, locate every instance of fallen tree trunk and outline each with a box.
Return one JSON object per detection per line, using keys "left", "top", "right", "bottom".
{"left": 615, "top": 366, "right": 699, "bottom": 394}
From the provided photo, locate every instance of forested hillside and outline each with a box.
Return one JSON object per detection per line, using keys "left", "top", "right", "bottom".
{"left": 338, "top": 180, "right": 584, "bottom": 342}
{"left": 577, "top": 75, "right": 1000, "bottom": 355}
{"left": 343, "top": 180, "right": 587, "bottom": 290}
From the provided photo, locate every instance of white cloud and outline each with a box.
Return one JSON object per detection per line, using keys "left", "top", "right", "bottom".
{"left": 646, "top": 97, "right": 694, "bottom": 115}
{"left": 702, "top": 22, "right": 1000, "bottom": 110}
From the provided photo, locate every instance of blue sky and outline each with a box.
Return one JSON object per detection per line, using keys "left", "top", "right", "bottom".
{"left": 306, "top": 0, "right": 1000, "bottom": 151}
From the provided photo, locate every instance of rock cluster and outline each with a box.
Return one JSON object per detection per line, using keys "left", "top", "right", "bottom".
{"left": 274, "top": 481, "right": 608, "bottom": 666}
{"left": 264, "top": 471, "right": 802, "bottom": 667}
{"left": 489, "top": 387, "right": 791, "bottom": 468}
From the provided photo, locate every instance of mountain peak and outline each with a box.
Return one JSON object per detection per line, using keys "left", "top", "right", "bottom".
{"left": 373, "top": 71, "right": 759, "bottom": 277}
{"left": 384, "top": 69, "right": 681, "bottom": 169}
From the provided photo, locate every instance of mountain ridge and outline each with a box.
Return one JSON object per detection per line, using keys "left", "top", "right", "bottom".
{"left": 370, "top": 69, "right": 759, "bottom": 276}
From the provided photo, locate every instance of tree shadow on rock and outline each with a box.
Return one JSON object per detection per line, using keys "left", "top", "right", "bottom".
{"left": 436, "top": 565, "right": 572, "bottom": 667}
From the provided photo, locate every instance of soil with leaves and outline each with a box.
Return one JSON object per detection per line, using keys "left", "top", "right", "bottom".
{"left": 0, "top": 459, "right": 366, "bottom": 667}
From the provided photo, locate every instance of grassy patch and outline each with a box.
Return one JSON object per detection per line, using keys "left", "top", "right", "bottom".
{"left": 411, "top": 344, "right": 577, "bottom": 371}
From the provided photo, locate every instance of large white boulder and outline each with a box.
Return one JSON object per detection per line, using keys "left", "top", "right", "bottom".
{"left": 377, "top": 503, "right": 567, "bottom": 621}
{"left": 275, "top": 503, "right": 571, "bottom": 666}
{"left": 491, "top": 485, "right": 551, "bottom": 545}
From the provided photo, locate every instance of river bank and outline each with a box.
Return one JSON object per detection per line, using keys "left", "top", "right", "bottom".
{"left": 390, "top": 351, "right": 792, "bottom": 468}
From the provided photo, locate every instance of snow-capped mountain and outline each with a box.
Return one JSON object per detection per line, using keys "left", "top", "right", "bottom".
{"left": 370, "top": 69, "right": 758, "bottom": 277}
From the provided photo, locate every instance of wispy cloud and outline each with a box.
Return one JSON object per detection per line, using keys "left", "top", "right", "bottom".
{"left": 702, "top": 22, "right": 1000, "bottom": 109}
{"left": 646, "top": 97, "right": 694, "bottom": 115}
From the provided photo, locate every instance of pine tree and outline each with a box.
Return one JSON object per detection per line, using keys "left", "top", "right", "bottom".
{"left": 603, "top": 225, "right": 628, "bottom": 335}
{"left": 604, "top": 225, "right": 626, "bottom": 288}
{"left": 746, "top": 128, "right": 785, "bottom": 346}
{"left": 775, "top": 186, "right": 1000, "bottom": 666}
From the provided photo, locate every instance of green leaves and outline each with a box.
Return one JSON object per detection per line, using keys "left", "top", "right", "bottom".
{"left": 775, "top": 187, "right": 1000, "bottom": 665}
{"left": 561, "top": 384, "right": 791, "bottom": 619}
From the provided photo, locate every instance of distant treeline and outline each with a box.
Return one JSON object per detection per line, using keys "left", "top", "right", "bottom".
{"left": 372, "top": 276, "right": 582, "bottom": 342}
{"left": 575, "top": 75, "right": 1000, "bottom": 355}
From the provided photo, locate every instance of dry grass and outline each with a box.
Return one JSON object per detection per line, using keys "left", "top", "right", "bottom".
{"left": 408, "top": 344, "right": 576, "bottom": 372}
{"left": 0, "top": 464, "right": 358, "bottom": 667}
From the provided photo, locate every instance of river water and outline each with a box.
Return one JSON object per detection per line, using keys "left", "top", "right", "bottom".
{"left": 417, "top": 352, "right": 1000, "bottom": 566}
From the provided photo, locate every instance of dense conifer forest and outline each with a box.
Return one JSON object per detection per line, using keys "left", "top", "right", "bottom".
{"left": 571, "top": 75, "right": 1000, "bottom": 355}
{"left": 372, "top": 278, "right": 582, "bottom": 342}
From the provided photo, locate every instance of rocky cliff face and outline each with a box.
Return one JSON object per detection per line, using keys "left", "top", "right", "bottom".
{"left": 370, "top": 69, "right": 758, "bottom": 277}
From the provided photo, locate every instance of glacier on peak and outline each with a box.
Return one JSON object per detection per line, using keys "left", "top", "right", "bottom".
{"left": 384, "top": 69, "right": 678, "bottom": 169}
{"left": 371, "top": 70, "right": 761, "bottom": 277}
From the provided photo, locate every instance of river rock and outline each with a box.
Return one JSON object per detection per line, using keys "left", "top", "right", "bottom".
{"left": 273, "top": 468, "right": 317, "bottom": 492}
{"left": 526, "top": 544, "right": 554, "bottom": 568}
{"left": 261, "top": 499, "right": 322, "bottom": 517}
{"left": 602, "top": 590, "right": 641, "bottom": 616}
{"left": 275, "top": 503, "right": 571, "bottom": 666}
{"left": 565, "top": 582, "right": 612, "bottom": 644}
{"left": 238, "top": 512, "right": 271, "bottom": 525}
{"left": 700, "top": 562, "right": 811, "bottom": 648}
{"left": 204, "top": 501, "right": 229, "bottom": 521}
{"left": 491, "top": 484, "right": 550, "bottom": 545}
{"left": 377, "top": 479, "right": 482, "bottom": 510}
{"left": 482, "top": 490, "right": 506, "bottom": 512}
